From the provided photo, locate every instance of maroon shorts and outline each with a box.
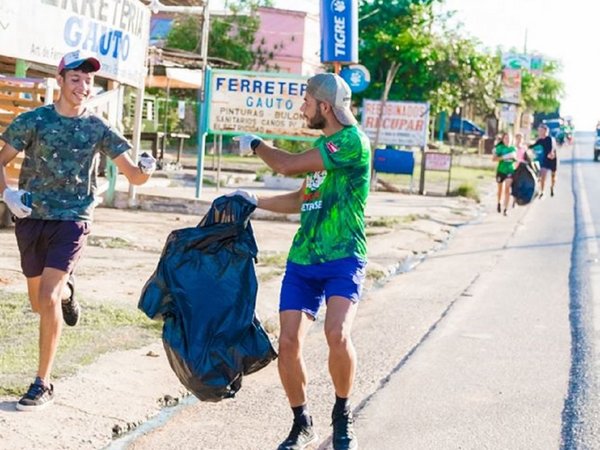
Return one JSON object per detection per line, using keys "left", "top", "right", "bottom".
{"left": 14, "top": 219, "right": 91, "bottom": 278}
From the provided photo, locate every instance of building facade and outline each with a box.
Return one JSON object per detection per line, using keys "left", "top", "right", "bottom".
{"left": 254, "top": 7, "right": 321, "bottom": 75}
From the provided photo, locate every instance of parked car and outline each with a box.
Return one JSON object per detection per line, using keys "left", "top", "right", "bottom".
{"left": 543, "top": 119, "right": 562, "bottom": 138}
{"left": 449, "top": 116, "right": 485, "bottom": 136}
{"left": 594, "top": 130, "right": 600, "bottom": 162}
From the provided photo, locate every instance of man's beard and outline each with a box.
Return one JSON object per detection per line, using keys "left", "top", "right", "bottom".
{"left": 306, "top": 110, "right": 326, "bottom": 130}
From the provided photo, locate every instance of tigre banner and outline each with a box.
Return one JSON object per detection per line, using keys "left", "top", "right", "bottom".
{"left": 0, "top": 0, "right": 150, "bottom": 88}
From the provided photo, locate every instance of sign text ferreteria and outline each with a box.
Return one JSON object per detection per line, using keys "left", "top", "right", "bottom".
{"left": 208, "top": 70, "right": 321, "bottom": 140}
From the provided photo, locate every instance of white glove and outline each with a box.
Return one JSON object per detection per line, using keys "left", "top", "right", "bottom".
{"left": 233, "top": 134, "right": 262, "bottom": 155}
{"left": 138, "top": 152, "right": 157, "bottom": 175}
{"left": 2, "top": 188, "right": 32, "bottom": 219}
{"left": 502, "top": 152, "right": 516, "bottom": 161}
{"left": 226, "top": 189, "right": 258, "bottom": 206}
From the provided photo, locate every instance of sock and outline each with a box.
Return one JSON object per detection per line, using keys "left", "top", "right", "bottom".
{"left": 34, "top": 376, "right": 47, "bottom": 388}
{"left": 62, "top": 282, "right": 73, "bottom": 302}
{"left": 333, "top": 395, "right": 350, "bottom": 415}
{"left": 292, "top": 404, "right": 311, "bottom": 427}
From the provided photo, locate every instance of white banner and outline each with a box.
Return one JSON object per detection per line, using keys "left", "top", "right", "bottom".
{"left": 425, "top": 152, "right": 452, "bottom": 171}
{"left": 361, "top": 99, "right": 429, "bottom": 147}
{"left": 0, "top": 0, "right": 150, "bottom": 88}
{"left": 208, "top": 70, "right": 321, "bottom": 140}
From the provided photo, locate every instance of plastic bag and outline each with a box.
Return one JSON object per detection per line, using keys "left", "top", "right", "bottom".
{"left": 139, "top": 195, "right": 277, "bottom": 402}
{"left": 511, "top": 162, "right": 538, "bottom": 206}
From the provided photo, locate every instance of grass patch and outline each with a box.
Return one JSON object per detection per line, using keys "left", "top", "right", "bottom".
{"left": 366, "top": 267, "right": 387, "bottom": 282}
{"left": 200, "top": 177, "right": 228, "bottom": 187}
{"left": 88, "top": 235, "right": 134, "bottom": 249}
{"left": 254, "top": 167, "right": 272, "bottom": 182}
{"left": 366, "top": 217, "right": 401, "bottom": 228}
{"left": 450, "top": 183, "right": 480, "bottom": 202}
{"left": 257, "top": 252, "right": 287, "bottom": 268}
{"left": 258, "top": 268, "right": 285, "bottom": 283}
{"left": 402, "top": 213, "right": 431, "bottom": 223}
{"left": 379, "top": 164, "right": 494, "bottom": 195}
{"left": 0, "top": 290, "right": 161, "bottom": 396}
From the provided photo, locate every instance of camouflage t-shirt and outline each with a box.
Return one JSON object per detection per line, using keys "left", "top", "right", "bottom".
{"left": 287, "top": 125, "right": 371, "bottom": 265}
{"left": 1, "top": 104, "right": 130, "bottom": 221}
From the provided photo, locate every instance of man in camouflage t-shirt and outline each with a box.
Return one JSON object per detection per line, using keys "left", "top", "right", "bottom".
{"left": 0, "top": 51, "right": 156, "bottom": 412}
{"left": 234, "top": 73, "right": 370, "bottom": 450}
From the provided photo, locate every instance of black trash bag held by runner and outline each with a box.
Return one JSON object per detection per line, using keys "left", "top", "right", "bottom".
{"left": 138, "top": 195, "right": 277, "bottom": 402}
{"left": 511, "top": 150, "right": 539, "bottom": 206}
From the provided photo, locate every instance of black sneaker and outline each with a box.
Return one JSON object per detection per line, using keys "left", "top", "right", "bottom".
{"left": 62, "top": 274, "right": 80, "bottom": 326}
{"left": 551, "top": 187, "right": 554, "bottom": 197}
{"left": 332, "top": 410, "right": 358, "bottom": 450}
{"left": 277, "top": 419, "right": 318, "bottom": 450}
{"left": 497, "top": 203, "right": 501, "bottom": 213}
{"left": 16, "top": 381, "right": 54, "bottom": 411}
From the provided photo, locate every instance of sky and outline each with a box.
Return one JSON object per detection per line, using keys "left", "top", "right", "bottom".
{"left": 443, "top": 0, "right": 599, "bottom": 130}
{"left": 211, "top": 0, "right": 598, "bottom": 130}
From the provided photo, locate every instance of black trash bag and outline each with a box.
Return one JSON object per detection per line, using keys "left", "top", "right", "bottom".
{"left": 511, "top": 162, "right": 538, "bottom": 206}
{"left": 138, "top": 195, "right": 277, "bottom": 402}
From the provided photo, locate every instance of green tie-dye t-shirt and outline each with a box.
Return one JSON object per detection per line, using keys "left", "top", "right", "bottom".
{"left": 495, "top": 143, "right": 516, "bottom": 175}
{"left": 1, "top": 104, "right": 130, "bottom": 221}
{"left": 287, "top": 125, "right": 371, "bottom": 265}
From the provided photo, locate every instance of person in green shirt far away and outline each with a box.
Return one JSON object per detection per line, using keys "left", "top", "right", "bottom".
{"left": 493, "top": 131, "right": 517, "bottom": 216}
{"left": 232, "top": 73, "right": 371, "bottom": 450}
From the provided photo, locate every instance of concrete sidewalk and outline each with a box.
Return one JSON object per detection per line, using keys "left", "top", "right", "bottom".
{"left": 0, "top": 171, "right": 489, "bottom": 450}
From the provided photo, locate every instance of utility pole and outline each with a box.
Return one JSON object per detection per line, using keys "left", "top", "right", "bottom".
{"left": 140, "top": 0, "right": 211, "bottom": 199}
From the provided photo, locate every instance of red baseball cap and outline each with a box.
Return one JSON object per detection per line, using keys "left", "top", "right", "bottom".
{"left": 57, "top": 50, "right": 101, "bottom": 73}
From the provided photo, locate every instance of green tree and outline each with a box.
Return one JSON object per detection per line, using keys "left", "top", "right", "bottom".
{"left": 520, "top": 59, "right": 564, "bottom": 113}
{"left": 358, "top": 1, "right": 439, "bottom": 104}
{"left": 428, "top": 24, "right": 502, "bottom": 118}
{"left": 358, "top": 2, "right": 503, "bottom": 118}
{"left": 357, "top": 0, "right": 564, "bottom": 130}
{"left": 166, "top": 0, "right": 275, "bottom": 70}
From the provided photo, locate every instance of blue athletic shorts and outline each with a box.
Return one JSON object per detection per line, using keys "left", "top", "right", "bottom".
{"left": 279, "top": 256, "right": 367, "bottom": 319}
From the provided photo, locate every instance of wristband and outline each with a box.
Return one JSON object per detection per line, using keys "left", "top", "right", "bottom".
{"left": 250, "top": 138, "right": 261, "bottom": 154}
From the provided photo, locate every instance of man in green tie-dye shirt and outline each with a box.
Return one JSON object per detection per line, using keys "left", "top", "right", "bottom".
{"left": 234, "top": 73, "right": 370, "bottom": 450}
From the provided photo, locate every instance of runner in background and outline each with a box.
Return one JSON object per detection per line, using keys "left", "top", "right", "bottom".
{"left": 529, "top": 123, "right": 557, "bottom": 198}
{"left": 493, "top": 131, "right": 516, "bottom": 216}
{"left": 514, "top": 132, "right": 527, "bottom": 167}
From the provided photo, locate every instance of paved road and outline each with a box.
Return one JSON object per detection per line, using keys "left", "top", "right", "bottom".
{"left": 559, "top": 133, "right": 600, "bottom": 448}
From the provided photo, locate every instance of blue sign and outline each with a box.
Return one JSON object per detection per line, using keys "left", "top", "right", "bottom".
{"left": 340, "top": 64, "right": 370, "bottom": 93}
{"left": 320, "top": 0, "right": 358, "bottom": 64}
